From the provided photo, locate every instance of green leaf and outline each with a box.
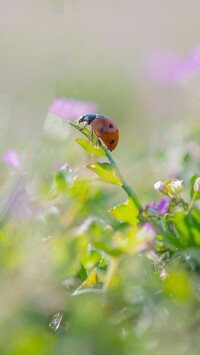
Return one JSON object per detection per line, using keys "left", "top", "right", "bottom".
{"left": 173, "top": 210, "right": 200, "bottom": 247}
{"left": 73, "top": 268, "right": 99, "bottom": 295}
{"left": 80, "top": 268, "right": 98, "bottom": 288}
{"left": 160, "top": 232, "right": 182, "bottom": 249}
{"left": 189, "top": 210, "right": 200, "bottom": 245}
{"left": 76, "top": 138, "right": 106, "bottom": 156}
{"left": 173, "top": 211, "right": 193, "bottom": 247}
{"left": 163, "top": 270, "right": 192, "bottom": 300}
{"left": 76, "top": 263, "right": 87, "bottom": 281}
{"left": 109, "top": 197, "right": 139, "bottom": 226}
{"left": 87, "top": 162, "right": 122, "bottom": 185}
{"left": 190, "top": 175, "right": 200, "bottom": 200}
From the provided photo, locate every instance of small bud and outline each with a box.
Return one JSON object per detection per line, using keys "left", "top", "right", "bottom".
{"left": 165, "top": 178, "right": 183, "bottom": 195}
{"left": 154, "top": 181, "right": 168, "bottom": 195}
{"left": 194, "top": 177, "right": 200, "bottom": 192}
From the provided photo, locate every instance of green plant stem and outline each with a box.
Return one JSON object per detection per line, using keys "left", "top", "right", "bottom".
{"left": 103, "top": 257, "right": 119, "bottom": 291}
{"left": 69, "top": 121, "right": 142, "bottom": 211}
{"left": 188, "top": 191, "right": 197, "bottom": 214}
{"left": 101, "top": 143, "right": 142, "bottom": 211}
{"left": 70, "top": 121, "right": 142, "bottom": 291}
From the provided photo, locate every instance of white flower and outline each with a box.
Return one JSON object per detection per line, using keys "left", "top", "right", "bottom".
{"left": 154, "top": 181, "right": 168, "bottom": 195}
{"left": 167, "top": 179, "right": 183, "bottom": 194}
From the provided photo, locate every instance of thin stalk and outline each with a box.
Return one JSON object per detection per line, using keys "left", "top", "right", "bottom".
{"left": 101, "top": 142, "right": 142, "bottom": 211}
{"left": 69, "top": 121, "right": 142, "bottom": 211}
{"left": 188, "top": 191, "right": 197, "bottom": 214}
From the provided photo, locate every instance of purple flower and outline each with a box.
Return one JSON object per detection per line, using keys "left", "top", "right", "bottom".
{"left": 151, "top": 199, "right": 169, "bottom": 215}
{"left": 49, "top": 97, "right": 97, "bottom": 120}
{"left": 3, "top": 149, "right": 20, "bottom": 170}
{"left": 144, "top": 199, "right": 169, "bottom": 217}
{"left": 146, "top": 46, "right": 200, "bottom": 85}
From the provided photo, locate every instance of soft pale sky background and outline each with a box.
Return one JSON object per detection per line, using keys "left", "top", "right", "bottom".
{"left": 1, "top": 0, "right": 200, "bottom": 189}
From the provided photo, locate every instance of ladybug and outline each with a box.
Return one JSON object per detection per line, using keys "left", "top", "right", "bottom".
{"left": 77, "top": 114, "right": 119, "bottom": 151}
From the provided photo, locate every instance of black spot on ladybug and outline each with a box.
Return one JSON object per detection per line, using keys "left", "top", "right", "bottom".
{"left": 109, "top": 123, "right": 113, "bottom": 129}
{"left": 98, "top": 127, "right": 104, "bottom": 132}
{"left": 109, "top": 139, "right": 115, "bottom": 145}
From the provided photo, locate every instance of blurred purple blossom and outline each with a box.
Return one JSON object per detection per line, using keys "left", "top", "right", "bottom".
{"left": 49, "top": 97, "right": 97, "bottom": 120}
{"left": 137, "top": 222, "right": 156, "bottom": 252}
{"left": 3, "top": 149, "right": 20, "bottom": 170}
{"left": 142, "top": 222, "right": 156, "bottom": 236}
{"left": 146, "top": 47, "right": 200, "bottom": 85}
{"left": 0, "top": 177, "right": 35, "bottom": 222}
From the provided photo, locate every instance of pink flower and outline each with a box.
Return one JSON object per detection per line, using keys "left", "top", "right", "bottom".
{"left": 146, "top": 46, "right": 200, "bottom": 85}
{"left": 49, "top": 98, "right": 97, "bottom": 120}
{"left": 146, "top": 50, "right": 180, "bottom": 84}
{"left": 3, "top": 149, "right": 20, "bottom": 170}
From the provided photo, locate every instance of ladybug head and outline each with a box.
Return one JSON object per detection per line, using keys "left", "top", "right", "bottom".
{"left": 77, "top": 115, "right": 85, "bottom": 123}
{"left": 78, "top": 114, "right": 96, "bottom": 124}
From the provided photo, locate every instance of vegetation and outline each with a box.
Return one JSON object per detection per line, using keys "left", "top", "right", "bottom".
{"left": 0, "top": 113, "right": 200, "bottom": 355}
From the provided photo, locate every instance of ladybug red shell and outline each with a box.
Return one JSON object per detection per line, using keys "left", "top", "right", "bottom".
{"left": 77, "top": 114, "right": 119, "bottom": 151}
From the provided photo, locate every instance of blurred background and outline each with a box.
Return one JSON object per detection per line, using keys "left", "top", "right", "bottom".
{"left": 1, "top": 2, "right": 200, "bottom": 354}
{"left": 1, "top": 0, "right": 200, "bottom": 197}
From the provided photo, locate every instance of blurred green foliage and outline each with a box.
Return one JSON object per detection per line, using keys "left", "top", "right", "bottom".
{"left": 0, "top": 119, "right": 200, "bottom": 355}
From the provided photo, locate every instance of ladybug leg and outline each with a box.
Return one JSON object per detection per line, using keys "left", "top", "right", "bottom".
{"left": 97, "top": 138, "right": 101, "bottom": 148}
{"left": 79, "top": 122, "right": 88, "bottom": 131}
